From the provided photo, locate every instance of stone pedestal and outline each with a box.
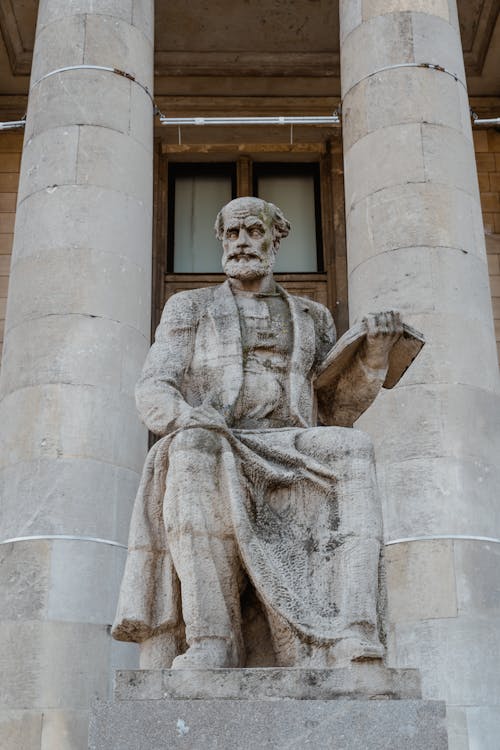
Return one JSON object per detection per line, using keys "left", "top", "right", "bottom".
{"left": 89, "top": 667, "right": 448, "bottom": 749}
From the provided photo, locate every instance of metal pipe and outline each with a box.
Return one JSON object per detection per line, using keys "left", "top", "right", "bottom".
{"left": 2, "top": 113, "right": 499, "bottom": 132}
{"left": 385, "top": 534, "right": 500, "bottom": 545}
{"left": 0, "top": 534, "right": 127, "bottom": 549}
{"left": 0, "top": 120, "right": 25, "bottom": 131}
{"left": 159, "top": 114, "right": 341, "bottom": 126}
{"left": 472, "top": 117, "right": 500, "bottom": 127}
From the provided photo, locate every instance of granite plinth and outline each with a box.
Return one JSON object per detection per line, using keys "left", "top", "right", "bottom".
{"left": 88, "top": 667, "right": 447, "bottom": 749}
{"left": 114, "top": 665, "right": 422, "bottom": 701}
{"left": 89, "top": 698, "right": 448, "bottom": 750}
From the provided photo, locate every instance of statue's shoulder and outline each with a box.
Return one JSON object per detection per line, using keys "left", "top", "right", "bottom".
{"left": 162, "top": 285, "right": 218, "bottom": 313}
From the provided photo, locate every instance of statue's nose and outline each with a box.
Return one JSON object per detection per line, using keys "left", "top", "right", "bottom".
{"left": 236, "top": 229, "right": 250, "bottom": 247}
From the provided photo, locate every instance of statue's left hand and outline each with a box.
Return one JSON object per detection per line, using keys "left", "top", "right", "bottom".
{"left": 363, "top": 311, "right": 403, "bottom": 370}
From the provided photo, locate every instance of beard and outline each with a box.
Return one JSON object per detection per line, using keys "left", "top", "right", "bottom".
{"left": 222, "top": 254, "right": 272, "bottom": 280}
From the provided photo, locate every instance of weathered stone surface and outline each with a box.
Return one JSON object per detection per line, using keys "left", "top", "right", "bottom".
{"left": 345, "top": 123, "right": 479, "bottom": 218}
{"left": 1, "top": 315, "right": 148, "bottom": 398}
{"left": 12, "top": 185, "right": 152, "bottom": 266}
{"left": 17, "top": 127, "right": 79, "bottom": 204}
{"left": 344, "top": 123, "right": 425, "bottom": 212}
{"left": 40, "top": 709, "right": 91, "bottom": 750}
{"left": 346, "top": 183, "right": 485, "bottom": 271}
{"left": 466, "top": 706, "right": 500, "bottom": 750}
{"left": 84, "top": 14, "right": 154, "bottom": 90}
{"left": 132, "top": 0, "right": 154, "bottom": 43}
{"left": 0, "top": 539, "right": 131, "bottom": 627}
{"left": 109, "top": 639, "right": 139, "bottom": 672}
{"left": 76, "top": 126, "right": 152, "bottom": 204}
{"left": 385, "top": 541, "right": 457, "bottom": 622}
{"left": 444, "top": 706, "right": 469, "bottom": 750}
{"left": 0, "top": 621, "right": 110, "bottom": 710}
{"left": 89, "top": 698, "right": 448, "bottom": 749}
{"left": 29, "top": 14, "right": 85, "bottom": 83}
{"left": 453, "top": 540, "right": 500, "bottom": 616}
{"left": 47, "top": 540, "right": 128, "bottom": 624}
{"left": 362, "top": 0, "right": 450, "bottom": 22}
{"left": 342, "top": 65, "right": 465, "bottom": 151}
{"left": 339, "top": 0, "right": 362, "bottom": 44}
{"left": 0, "top": 710, "right": 42, "bottom": 750}
{"left": 26, "top": 70, "right": 131, "bottom": 140}
{"left": 0, "top": 541, "right": 51, "bottom": 621}
{"left": 340, "top": 12, "right": 414, "bottom": 97}
{"left": 411, "top": 12, "right": 465, "bottom": 79}
{"left": 0, "top": 458, "right": 138, "bottom": 542}
{"left": 421, "top": 124, "right": 480, "bottom": 198}
{"left": 390, "top": 616, "right": 500, "bottom": 706}
{"left": 348, "top": 247, "right": 493, "bottom": 322}
{"left": 37, "top": 0, "right": 134, "bottom": 31}
{"left": 0, "top": 384, "right": 146, "bottom": 474}
{"left": 379, "top": 455, "right": 500, "bottom": 540}
{"left": 341, "top": 11, "right": 463, "bottom": 97}
{"left": 6, "top": 247, "right": 150, "bottom": 334}
{"left": 357, "top": 382, "right": 500, "bottom": 467}
{"left": 115, "top": 665, "right": 421, "bottom": 701}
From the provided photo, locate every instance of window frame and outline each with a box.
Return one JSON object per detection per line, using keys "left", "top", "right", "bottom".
{"left": 252, "top": 161, "right": 324, "bottom": 273}
{"left": 166, "top": 161, "right": 237, "bottom": 274}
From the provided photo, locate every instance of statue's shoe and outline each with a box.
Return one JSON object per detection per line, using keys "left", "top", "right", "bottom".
{"left": 171, "top": 638, "right": 239, "bottom": 669}
{"left": 332, "top": 635, "right": 385, "bottom": 666}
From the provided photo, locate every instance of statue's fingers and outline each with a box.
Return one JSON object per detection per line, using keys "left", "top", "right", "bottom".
{"left": 387, "top": 311, "right": 403, "bottom": 335}
{"left": 366, "top": 314, "right": 377, "bottom": 336}
{"left": 376, "top": 313, "right": 386, "bottom": 335}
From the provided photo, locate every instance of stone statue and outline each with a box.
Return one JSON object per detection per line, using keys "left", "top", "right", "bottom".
{"left": 112, "top": 197, "right": 405, "bottom": 670}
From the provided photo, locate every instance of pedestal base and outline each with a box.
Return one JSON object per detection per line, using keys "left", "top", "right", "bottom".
{"left": 89, "top": 667, "right": 448, "bottom": 749}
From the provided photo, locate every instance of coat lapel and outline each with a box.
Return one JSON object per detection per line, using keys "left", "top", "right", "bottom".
{"left": 207, "top": 280, "right": 243, "bottom": 418}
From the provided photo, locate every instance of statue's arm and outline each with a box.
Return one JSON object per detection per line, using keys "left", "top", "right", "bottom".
{"left": 317, "top": 311, "right": 403, "bottom": 427}
{"left": 135, "top": 292, "right": 197, "bottom": 435}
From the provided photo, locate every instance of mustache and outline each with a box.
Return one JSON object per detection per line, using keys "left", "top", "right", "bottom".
{"left": 225, "top": 251, "right": 266, "bottom": 261}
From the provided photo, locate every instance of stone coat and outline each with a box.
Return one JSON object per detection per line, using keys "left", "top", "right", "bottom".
{"left": 112, "top": 281, "right": 384, "bottom": 645}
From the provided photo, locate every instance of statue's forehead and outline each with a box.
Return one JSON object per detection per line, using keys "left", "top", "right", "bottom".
{"left": 222, "top": 203, "right": 270, "bottom": 226}
{"left": 224, "top": 210, "right": 265, "bottom": 223}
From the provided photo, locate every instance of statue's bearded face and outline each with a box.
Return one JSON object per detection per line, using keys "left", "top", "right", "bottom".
{"left": 221, "top": 207, "right": 276, "bottom": 280}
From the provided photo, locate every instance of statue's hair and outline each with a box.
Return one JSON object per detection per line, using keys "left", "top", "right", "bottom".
{"left": 214, "top": 197, "right": 291, "bottom": 245}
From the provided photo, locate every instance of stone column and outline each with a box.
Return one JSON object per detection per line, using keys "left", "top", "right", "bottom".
{"left": 339, "top": 2, "right": 500, "bottom": 748}
{"left": 0, "top": 2, "right": 154, "bottom": 748}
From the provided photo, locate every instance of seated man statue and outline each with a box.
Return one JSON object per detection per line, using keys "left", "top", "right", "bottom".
{"left": 112, "top": 196, "right": 403, "bottom": 670}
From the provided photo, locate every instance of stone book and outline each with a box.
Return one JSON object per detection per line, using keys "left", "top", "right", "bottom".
{"left": 314, "top": 320, "right": 425, "bottom": 391}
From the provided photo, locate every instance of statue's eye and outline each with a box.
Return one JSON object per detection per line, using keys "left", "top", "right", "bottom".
{"left": 226, "top": 228, "right": 239, "bottom": 239}
{"left": 249, "top": 227, "right": 264, "bottom": 238}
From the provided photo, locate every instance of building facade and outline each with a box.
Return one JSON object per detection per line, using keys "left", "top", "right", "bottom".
{"left": 0, "top": 1, "right": 499, "bottom": 748}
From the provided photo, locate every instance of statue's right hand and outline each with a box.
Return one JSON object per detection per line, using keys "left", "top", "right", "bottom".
{"left": 177, "top": 403, "right": 227, "bottom": 430}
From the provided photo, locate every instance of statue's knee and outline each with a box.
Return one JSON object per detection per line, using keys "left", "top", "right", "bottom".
{"left": 296, "top": 427, "right": 374, "bottom": 463}
{"left": 169, "top": 427, "right": 220, "bottom": 455}
{"left": 296, "top": 427, "right": 335, "bottom": 462}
